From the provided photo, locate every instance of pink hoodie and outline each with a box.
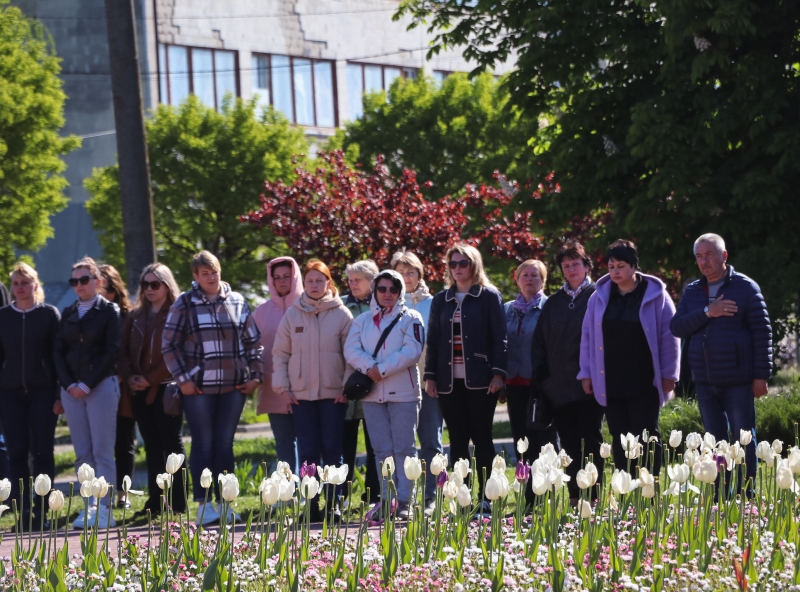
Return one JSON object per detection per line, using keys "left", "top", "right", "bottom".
{"left": 253, "top": 257, "right": 303, "bottom": 414}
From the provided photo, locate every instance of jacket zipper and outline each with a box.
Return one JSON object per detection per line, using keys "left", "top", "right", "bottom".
{"left": 21, "top": 311, "right": 27, "bottom": 393}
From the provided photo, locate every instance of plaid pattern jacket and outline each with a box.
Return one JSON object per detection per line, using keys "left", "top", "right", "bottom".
{"left": 162, "top": 281, "right": 264, "bottom": 394}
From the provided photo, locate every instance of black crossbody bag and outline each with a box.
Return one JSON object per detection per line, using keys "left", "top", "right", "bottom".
{"left": 343, "top": 312, "right": 405, "bottom": 401}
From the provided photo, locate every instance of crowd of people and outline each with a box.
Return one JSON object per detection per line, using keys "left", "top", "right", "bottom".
{"left": 0, "top": 231, "right": 773, "bottom": 528}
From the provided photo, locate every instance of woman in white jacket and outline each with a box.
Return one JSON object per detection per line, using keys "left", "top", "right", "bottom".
{"left": 344, "top": 270, "right": 424, "bottom": 519}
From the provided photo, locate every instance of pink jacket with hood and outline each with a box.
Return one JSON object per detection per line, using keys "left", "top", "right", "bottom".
{"left": 253, "top": 257, "right": 303, "bottom": 414}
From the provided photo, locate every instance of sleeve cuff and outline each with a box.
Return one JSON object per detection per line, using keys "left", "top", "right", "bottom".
{"left": 77, "top": 383, "right": 90, "bottom": 394}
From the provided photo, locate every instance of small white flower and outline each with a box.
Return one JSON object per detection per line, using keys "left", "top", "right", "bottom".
{"left": 165, "top": 453, "right": 185, "bottom": 475}
{"left": 430, "top": 453, "right": 448, "bottom": 476}
{"left": 669, "top": 430, "right": 682, "bottom": 448}
{"left": 156, "top": 473, "right": 172, "bottom": 490}
{"left": 404, "top": 457, "right": 422, "bottom": 481}
{"left": 200, "top": 468, "right": 213, "bottom": 489}
{"left": 34, "top": 474, "right": 51, "bottom": 497}
{"left": 600, "top": 443, "right": 612, "bottom": 459}
{"left": 48, "top": 490, "right": 65, "bottom": 512}
{"left": 739, "top": 429, "right": 753, "bottom": 446}
{"left": 516, "top": 437, "right": 529, "bottom": 455}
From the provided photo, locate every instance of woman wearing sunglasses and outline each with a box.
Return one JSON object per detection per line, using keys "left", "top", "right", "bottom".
{"left": 344, "top": 270, "right": 424, "bottom": 521}
{"left": 424, "top": 244, "right": 507, "bottom": 517}
{"left": 54, "top": 257, "right": 122, "bottom": 529}
{"left": 119, "top": 263, "right": 187, "bottom": 518}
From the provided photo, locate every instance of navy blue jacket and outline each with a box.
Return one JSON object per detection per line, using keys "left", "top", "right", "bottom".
{"left": 424, "top": 284, "right": 508, "bottom": 394}
{"left": 670, "top": 266, "right": 772, "bottom": 386}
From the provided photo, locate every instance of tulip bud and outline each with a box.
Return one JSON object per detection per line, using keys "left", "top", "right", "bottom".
{"left": 430, "top": 453, "right": 448, "bottom": 476}
{"left": 776, "top": 460, "right": 797, "bottom": 491}
{"left": 515, "top": 461, "right": 531, "bottom": 483}
{"left": 772, "top": 439, "right": 783, "bottom": 455}
{"left": 80, "top": 480, "right": 93, "bottom": 498}
{"left": 442, "top": 480, "right": 459, "bottom": 500}
{"left": 684, "top": 432, "right": 701, "bottom": 450}
{"left": 756, "top": 441, "right": 773, "bottom": 461}
{"left": 599, "top": 443, "right": 612, "bottom": 459}
{"left": 261, "top": 481, "right": 280, "bottom": 506}
{"left": 692, "top": 457, "right": 718, "bottom": 484}
{"left": 739, "top": 429, "right": 753, "bottom": 446}
{"left": 279, "top": 478, "right": 295, "bottom": 502}
{"left": 381, "top": 457, "right": 395, "bottom": 478}
{"left": 575, "top": 469, "right": 593, "bottom": 490}
{"left": 34, "top": 474, "right": 51, "bottom": 497}
{"left": 165, "top": 453, "right": 185, "bottom": 475}
{"left": 300, "top": 476, "right": 319, "bottom": 499}
{"left": 0, "top": 479, "right": 10, "bottom": 503}
{"left": 531, "top": 472, "right": 549, "bottom": 496}
{"left": 669, "top": 430, "right": 682, "bottom": 448}
{"left": 436, "top": 469, "right": 449, "bottom": 489}
{"left": 200, "top": 468, "right": 213, "bottom": 489}
{"left": 484, "top": 475, "right": 501, "bottom": 501}
{"left": 558, "top": 449, "right": 573, "bottom": 468}
{"left": 156, "top": 473, "right": 172, "bottom": 490}
{"left": 456, "top": 484, "right": 471, "bottom": 507}
{"left": 301, "top": 461, "right": 317, "bottom": 479}
{"left": 220, "top": 474, "right": 239, "bottom": 502}
{"left": 122, "top": 475, "right": 132, "bottom": 493}
{"left": 453, "top": 459, "right": 471, "bottom": 480}
{"left": 577, "top": 498, "right": 592, "bottom": 519}
{"left": 404, "top": 457, "right": 422, "bottom": 481}
{"left": 77, "top": 464, "right": 95, "bottom": 484}
{"left": 48, "top": 490, "right": 65, "bottom": 512}
{"left": 491, "top": 455, "right": 506, "bottom": 474}
{"left": 787, "top": 447, "right": 800, "bottom": 474}
{"left": 516, "top": 437, "right": 529, "bottom": 455}
{"left": 91, "top": 477, "right": 109, "bottom": 499}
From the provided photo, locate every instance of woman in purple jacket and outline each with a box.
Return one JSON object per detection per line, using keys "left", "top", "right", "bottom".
{"left": 578, "top": 240, "right": 680, "bottom": 477}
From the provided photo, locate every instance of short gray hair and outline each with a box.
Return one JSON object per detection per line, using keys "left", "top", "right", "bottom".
{"left": 693, "top": 233, "right": 726, "bottom": 256}
{"left": 344, "top": 259, "right": 380, "bottom": 282}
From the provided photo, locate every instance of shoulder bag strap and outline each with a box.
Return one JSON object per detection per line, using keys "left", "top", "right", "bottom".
{"left": 371, "top": 311, "right": 405, "bottom": 358}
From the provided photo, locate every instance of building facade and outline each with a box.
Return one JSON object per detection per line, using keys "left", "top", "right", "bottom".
{"left": 14, "top": 0, "right": 515, "bottom": 306}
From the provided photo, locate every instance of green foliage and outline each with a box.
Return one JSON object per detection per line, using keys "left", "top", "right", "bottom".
{"left": 85, "top": 95, "right": 308, "bottom": 294}
{"left": 658, "top": 398, "right": 706, "bottom": 439}
{"left": 0, "top": 1, "right": 79, "bottom": 276}
{"left": 335, "top": 71, "right": 536, "bottom": 200}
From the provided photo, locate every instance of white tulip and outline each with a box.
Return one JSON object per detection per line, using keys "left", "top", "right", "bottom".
{"left": 548, "top": 468, "right": 570, "bottom": 491}
{"left": 300, "top": 476, "right": 319, "bottom": 499}
{"left": 639, "top": 468, "right": 655, "bottom": 499}
{"left": 575, "top": 470, "right": 593, "bottom": 490}
{"left": 692, "top": 457, "right": 718, "bottom": 484}
{"left": 662, "top": 481, "right": 680, "bottom": 497}
{"left": 449, "top": 472, "right": 464, "bottom": 489}
{"left": 275, "top": 461, "right": 293, "bottom": 481}
{"left": 669, "top": 430, "right": 682, "bottom": 448}
{"left": 404, "top": 457, "right": 423, "bottom": 481}
{"left": 730, "top": 442, "right": 746, "bottom": 466}
{"left": 453, "top": 458, "right": 471, "bottom": 480}
{"left": 531, "top": 472, "right": 549, "bottom": 496}
{"left": 620, "top": 433, "right": 640, "bottom": 456}
{"left": 776, "top": 460, "right": 798, "bottom": 492}
{"left": 122, "top": 475, "right": 132, "bottom": 492}
{"left": 685, "top": 432, "right": 701, "bottom": 450}
{"left": 756, "top": 441, "right": 773, "bottom": 460}
{"left": 261, "top": 481, "right": 280, "bottom": 506}
{"left": 318, "top": 464, "right": 348, "bottom": 485}
{"left": 0, "top": 479, "right": 10, "bottom": 502}
{"left": 611, "top": 470, "right": 639, "bottom": 495}
{"left": 220, "top": 474, "right": 240, "bottom": 502}
{"left": 80, "top": 480, "right": 93, "bottom": 498}
{"left": 739, "top": 429, "right": 753, "bottom": 446}
{"left": 165, "top": 453, "right": 185, "bottom": 475}
{"left": 599, "top": 443, "right": 612, "bottom": 459}
{"left": 48, "top": 490, "right": 65, "bottom": 512}
{"left": 584, "top": 462, "right": 599, "bottom": 486}
{"left": 442, "top": 480, "right": 459, "bottom": 500}
{"left": 34, "top": 474, "right": 51, "bottom": 496}
{"left": 787, "top": 447, "right": 800, "bottom": 474}
{"left": 684, "top": 449, "right": 700, "bottom": 466}
{"left": 278, "top": 478, "right": 295, "bottom": 502}
{"left": 558, "top": 449, "right": 573, "bottom": 468}
{"left": 200, "top": 468, "right": 213, "bottom": 489}
{"left": 577, "top": 498, "right": 593, "bottom": 519}
{"left": 496, "top": 473, "right": 510, "bottom": 497}
{"left": 430, "top": 453, "right": 448, "bottom": 476}
{"left": 381, "top": 457, "right": 395, "bottom": 478}
{"left": 667, "top": 463, "right": 690, "bottom": 484}
{"left": 156, "top": 473, "right": 172, "bottom": 490}
{"left": 512, "top": 480, "right": 521, "bottom": 493}
{"left": 702, "top": 433, "right": 716, "bottom": 452}
{"left": 92, "top": 477, "right": 109, "bottom": 499}
{"left": 772, "top": 439, "right": 783, "bottom": 455}
{"left": 485, "top": 475, "right": 502, "bottom": 500}
{"left": 517, "top": 437, "right": 529, "bottom": 455}
{"left": 625, "top": 443, "right": 643, "bottom": 460}
{"left": 492, "top": 455, "right": 506, "bottom": 474}
{"left": 608, "top": 493, "right": 619, "bottom": 512}
{"left": 77, "top": 464, "right": 95, "bottom": 484}
{"left": 456, "top": 484, "right": 472, "bottom": 507}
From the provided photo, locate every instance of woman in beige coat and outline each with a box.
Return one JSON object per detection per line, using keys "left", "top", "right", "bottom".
{"left": 272, "top": 259, "right": 352, "bottom": 519}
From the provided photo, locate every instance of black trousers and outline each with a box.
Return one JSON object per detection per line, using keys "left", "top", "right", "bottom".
{"left": 342, "top": 417, "right": 380, "bottom": 503}
{"left": 605, "top": 389, "right": 662, "bottom": 478}
{"left": 0, "top": 388, "right": 58, "bottom": 516}
{"left": 438, "top": 379, "right": 498, "bottom": 500}
{"left": 115, "top": 415, "right": 137, "bottom": 491}
{"left": 551, "top": 399, "right": 605, "bottom": 499}
{"left": 131, "top": 386, "right": 186, "bottom": 512}
{"left": 506, "top": 384, "right": 560, "bottom": 505}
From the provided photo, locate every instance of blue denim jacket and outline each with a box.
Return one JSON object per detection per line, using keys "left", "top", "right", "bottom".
{"left": 504, "top": 295, "right": 547, "bottom": 380}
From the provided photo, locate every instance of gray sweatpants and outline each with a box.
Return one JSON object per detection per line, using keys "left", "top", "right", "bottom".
{"left": 61, "top": 376, "right": 121, "bottom": 506}
{"left": 362, "top": 400, "right": 420, "bottom": 503}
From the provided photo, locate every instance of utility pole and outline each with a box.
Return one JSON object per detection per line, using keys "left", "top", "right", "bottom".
{"left": 104, "top": 0, "right": 157, "bottom": 295}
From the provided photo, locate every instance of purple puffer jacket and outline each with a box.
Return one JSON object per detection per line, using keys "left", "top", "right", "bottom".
{"left": 577, "top": 273, "right": 680, "bottom": 407}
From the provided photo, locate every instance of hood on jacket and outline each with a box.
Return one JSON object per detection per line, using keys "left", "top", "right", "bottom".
{"left": 266, "top": 257, "right": 303, "bottom": 312}
{"left": 295, "top": 290, "right": 345, "bottom": 314}
{"left": 369, "top": 270, "right": 407, "bottom": 320}
{"left": 593, "top": 272, "right": 667, "bottom": 305}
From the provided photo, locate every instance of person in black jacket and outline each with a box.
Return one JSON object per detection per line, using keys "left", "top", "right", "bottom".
{"left": 0, "top": 280, "right": 9, "bottom": 308}
{"left": 531, "top": 241, "right": 604, "bottom": 503}
{"left": 0, "top": 263, "right": 60, "bottom": 528}
{"left": 54, "top": 257, "right": 121, "bottom": 530}
{"left": 670, "top": 233, "right": 772, "bottom": 487}
{"left": 424, "top": 243, "right": 507, "bottom": 517}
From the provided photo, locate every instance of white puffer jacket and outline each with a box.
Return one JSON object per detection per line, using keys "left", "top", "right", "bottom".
{"left": 344, "top": 270, "right": 424, "bottom": 404}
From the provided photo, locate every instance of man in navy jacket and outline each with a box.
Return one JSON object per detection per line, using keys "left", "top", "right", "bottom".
{"left": 670, "top": 233, "right": 772, "bottom": 485}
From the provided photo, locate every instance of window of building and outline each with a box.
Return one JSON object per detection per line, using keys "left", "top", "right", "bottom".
{"left": 251, "top": 54, "right": 337, "bottom": 128}
{"left": 433, "top": 71, "right": 452, "bottom": 85}
{"left": 157, "top": 44, "right": 239, "bottom": 110}
{"left": 345, "top": 63, "right": 418, "bottom": 120}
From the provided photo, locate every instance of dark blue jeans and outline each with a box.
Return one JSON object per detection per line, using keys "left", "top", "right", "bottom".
{"left": 268, "top": 412, "right": 298, "bottom": 476}
{"left": 695, "top": 382, "right": 757, "bottom": 486}
{"left": 183, "top": 390, "right": 246, "bottom": 501}
{"left": 292, "top": 399, "right": 347, "bottom": 472}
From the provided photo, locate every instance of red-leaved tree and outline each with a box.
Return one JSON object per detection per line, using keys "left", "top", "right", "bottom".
{"left": 243, "top": 151, "right": 547, "bottom": 282}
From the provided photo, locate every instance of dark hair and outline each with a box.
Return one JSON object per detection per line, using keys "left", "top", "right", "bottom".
{"left": 605, "top": 239, "right": 639, "bottom": 269}
{"left": 98, "top": 264, "right": 131, "bottom": 315}
{"left": 555, "top": 241, "right": 592, "bottom": 271}
{"left": 271, "top": 260, "right": 293, "bottom": 278}
{"left": 374, "top": 271, "right": 403, "bottom": 293}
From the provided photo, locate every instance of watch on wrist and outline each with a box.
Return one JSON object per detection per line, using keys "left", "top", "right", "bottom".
{"left": 704, "top": 306, "right": 710, "bottom": 318}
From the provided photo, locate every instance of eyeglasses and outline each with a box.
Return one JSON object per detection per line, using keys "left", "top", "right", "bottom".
{"left": 141, "top": 280, "right": 163, "bottom": 290}
{"left": 68, "top": 276, "right": 95, "bottom": 287}
{"left": 448, "top": 260, "right": 471, "bottom": 270}
{"left": 376, "top": 286, "right": 400, "bottom": 295}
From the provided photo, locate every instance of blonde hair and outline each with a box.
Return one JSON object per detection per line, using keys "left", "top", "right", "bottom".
{"left": 10, "top": 262, "right": 45, "bottom": 304}
{"left": 515, "top": 259, "right": 548, "bottom": 286}
{"left": 132, "top": 263, "right": 181, "bottom": 315}
{"left": 390, "top": 250, "right": 425, "bottom": 280}
{"left": 191, "top": 250, "right": 221, "bottom": 275}
{"left": 444, "top": 243, "right": 493, "bottom": 289}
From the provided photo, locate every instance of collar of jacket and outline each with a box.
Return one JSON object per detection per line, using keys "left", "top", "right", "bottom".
{"left": 407, "top": 280, "right": 432, "bottom": 304}
{"left": 369, "top": 269, "right": 407, "bottom": 321}
{"left": 132, "top": 307, "right": 168, "bottom": 333}
{"left": 444, "top": 284, "right": 483, "bottom": 301}
{"left": 296, "top": 290, "right": 344, "bottom": 314}
{"left": 697, "top": 264, "right": 734, "bottom": 290}
{"left": 66, "top": 294, "right": 111, "bottom": 317}
{"left": 593, "top": 272, "right": 667, "bottom": 306}
{"left": 190, "top": 281, "right": 232, "bottom": 305}
{"left": 345, "top": 293, "right": 371, "bottom": 308}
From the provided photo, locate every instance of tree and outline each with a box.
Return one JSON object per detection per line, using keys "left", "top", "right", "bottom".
{"left": 0, "top": 1, "right": 79, "bottom": 275}
{"left": 85, "top": 96, "right": 308, "bottom": 295}
{"left": 333, "top": 71, "right": 536, "bottom": 200}
{"left": 244, "top": 150, "right": 607, "bottom": 291}
{"left": 397, "top": 0, "right": 800, "bottom": 330}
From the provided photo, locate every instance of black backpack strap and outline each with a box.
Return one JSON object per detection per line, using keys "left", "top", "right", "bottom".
{"left": 371, "top": 311, "right": 405, "bottom": 358}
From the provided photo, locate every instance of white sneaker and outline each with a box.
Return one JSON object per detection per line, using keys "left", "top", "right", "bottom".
{"left": 217, "top": 502, "right": 241, "bottom": 522}
{"left": 72, "top": 505, "right": 97, "bottom": 529}
{"left": 95, "top": 505, "right": 116, "bottom": 528}
{"left": 196, "top": 502, "right": 220, "bottom": 526}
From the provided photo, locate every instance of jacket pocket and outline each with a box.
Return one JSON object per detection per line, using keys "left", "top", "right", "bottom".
{"left": 322, "top": 352, "right": 345, "bottom": 390}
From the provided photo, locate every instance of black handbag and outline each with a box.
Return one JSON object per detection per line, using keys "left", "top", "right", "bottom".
{"left": 343, "top": 312, "right": 405, "bottom": 401}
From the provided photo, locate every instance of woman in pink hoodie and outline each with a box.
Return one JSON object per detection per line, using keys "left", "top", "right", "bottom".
{"left": 253, "top": 257, "right": 303, "bottom": 474}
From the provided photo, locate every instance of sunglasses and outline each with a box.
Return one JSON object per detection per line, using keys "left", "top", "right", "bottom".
{"left": 68, "top": 276, "right": 95, "bottom": 287}
{"left": 141, "top": 280, "right": 164, "bottom": 290}
{"left": 376, "top": 285, "right": 400, "bottom": 295}
{"left": 448, "top": 260, "right": 471, "bottom": 269}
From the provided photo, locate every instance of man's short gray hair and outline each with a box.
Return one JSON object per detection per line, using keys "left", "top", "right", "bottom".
{"left": 344, "top": 259, "right": 380, "bottom": 281}
{"left": 693, "top": 233, "right": 726, "bottom": 256}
